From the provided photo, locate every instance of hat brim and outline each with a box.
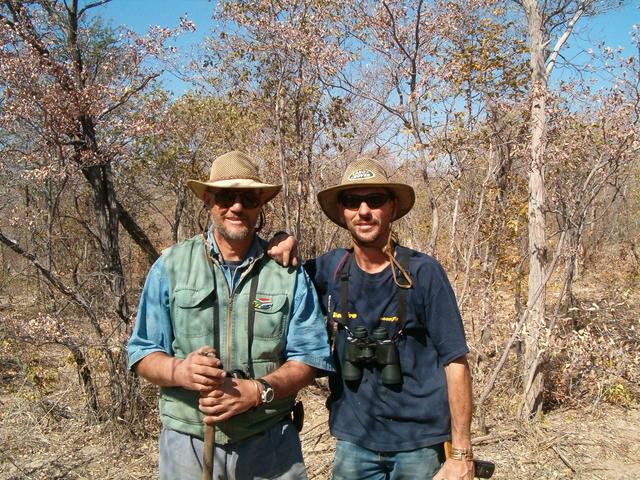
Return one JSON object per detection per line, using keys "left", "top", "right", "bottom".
{"left": 187, "top": 178, "right": 282, "bottom": 204}
{"left": 317, "top": 183, "right": 415, "bottom": 227}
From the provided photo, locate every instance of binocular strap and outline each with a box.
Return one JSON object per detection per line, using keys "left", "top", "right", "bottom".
{"left": 338, "top": 248, "right": 410, "bottom": 340}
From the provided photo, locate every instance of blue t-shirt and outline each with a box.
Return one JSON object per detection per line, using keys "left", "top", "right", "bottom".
{"left": 305, "top": 246, "right": 468, "bottom": 452}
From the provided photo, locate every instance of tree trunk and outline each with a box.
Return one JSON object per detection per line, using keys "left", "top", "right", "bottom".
{"left": 172, "top": 186, "right": 187, "bottom": 244}
{"left": 275, "top": 88, "right": 292, "bottom": 233}
{"left": 295, "top": 164, "right": 303, "bottom": 241}
{"left": 81, "top": 163, "right": 130, "bottom": 324}
{"left": 421, "top": 167, "right": 439, "bottom": 254}
{"left": 410, "top": 102, "right": 439, "bottom": 254}
{"left": 69, "top": 1, "right": 131, "bottom": 323}
{"left": 117, "top": 200, "right": 160, "bottom": 264}
{"left": 522, "top": 0, "right": 548, "bottom": 419}
{"left": 565, "top": 236, "right": 578, "bottom": 312}
{"left": 61, "top": 336, "right": 100, "bottom": 419}
{"left": 449, "top": 187, "right": 460, "bottom": 269}
{"left": 478, "top": 115, "right": 512, "bottom": 361}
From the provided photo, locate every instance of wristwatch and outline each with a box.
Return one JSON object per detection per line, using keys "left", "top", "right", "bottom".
{"left": 257, "top": 378, "right": 274, "bottom": 404}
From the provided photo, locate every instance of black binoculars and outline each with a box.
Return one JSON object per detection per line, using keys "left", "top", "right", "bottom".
{"left": 342, "top": 326, "right": 402, "bottom": 385}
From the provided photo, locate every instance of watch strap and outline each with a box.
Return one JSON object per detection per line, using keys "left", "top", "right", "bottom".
{"left": 256, "top": 378, "right": 274, "bottom": 404}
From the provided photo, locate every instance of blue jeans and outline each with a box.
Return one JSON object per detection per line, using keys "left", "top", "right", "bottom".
{"left": 332, "top": 440, "right": 445, "bottom": 480}
{"left": 159, "top": 420, "right": 307, "bottom": 480}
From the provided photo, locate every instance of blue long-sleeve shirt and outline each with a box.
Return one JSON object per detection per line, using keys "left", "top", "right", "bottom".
{"left": 128, "top": 233, "right": 334, "bottom": 375}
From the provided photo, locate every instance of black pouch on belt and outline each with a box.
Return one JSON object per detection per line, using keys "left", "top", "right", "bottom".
{"left": 291, "top": 401, "right": 304, "bottom": 432}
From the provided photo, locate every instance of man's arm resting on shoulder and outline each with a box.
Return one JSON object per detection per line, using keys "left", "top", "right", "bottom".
{"left": 434, "top": 354, "right": 474, "bottom": 480}
{"left": 267, "top": 232, "right": 298, "bottom": 267}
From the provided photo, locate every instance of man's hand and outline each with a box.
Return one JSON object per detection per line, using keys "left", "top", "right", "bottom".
{"left": 433, "top": 458, "right": 474, "bottom": 480}
{"left": 174, "top": 347, "right": 226, "bottom": 392}
{"left": 134, "top": 347, "right": 226, "bottom": 390}
{"left": 199, "top": 377, "right": 259, "bottom": 424}
{"left": 267, "top": 233, "right": 299, "bottom": 267}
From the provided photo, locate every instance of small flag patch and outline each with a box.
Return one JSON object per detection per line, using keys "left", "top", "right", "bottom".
{"left": 254, "top": 297, "right": 273, "bottom": 310}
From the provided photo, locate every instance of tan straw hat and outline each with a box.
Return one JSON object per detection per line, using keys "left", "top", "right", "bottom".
{"left": 187, "top": 151, "right": 282, "bottom": 203}
{"left": 317, "top": 157, "right": 415, "bottom": 227}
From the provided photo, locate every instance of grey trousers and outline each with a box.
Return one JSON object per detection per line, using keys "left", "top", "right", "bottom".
{"left": 159, "top": 420, "right": 307, "bottom": 480}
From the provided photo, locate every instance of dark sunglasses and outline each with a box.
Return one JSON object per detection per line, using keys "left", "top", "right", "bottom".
{"left": 213, "top": 190, "right": 261, "bottom": 209}
{"left": 339, "top": 192, "right": 391, "bottom": 210}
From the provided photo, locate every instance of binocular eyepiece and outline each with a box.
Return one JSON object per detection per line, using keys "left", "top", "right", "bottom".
{"left": 342, "top": 326, "right": 402, "bottom": 385}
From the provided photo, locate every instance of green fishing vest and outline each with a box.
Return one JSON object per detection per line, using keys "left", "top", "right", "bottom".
{"left": 159, "top": 234, "right": 297, "bottom": 444}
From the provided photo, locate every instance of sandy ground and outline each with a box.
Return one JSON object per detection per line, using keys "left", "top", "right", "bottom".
{"left": 1, "top": 376, "right": 639, "bottom": 480}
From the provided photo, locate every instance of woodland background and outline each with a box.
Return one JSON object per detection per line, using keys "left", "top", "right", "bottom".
{"left": 0, "top": 0, "right": 639, "bottom": 478}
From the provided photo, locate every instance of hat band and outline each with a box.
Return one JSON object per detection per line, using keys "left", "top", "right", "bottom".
{"left": 209, "top": 174, "right": 263, "bottom": 183}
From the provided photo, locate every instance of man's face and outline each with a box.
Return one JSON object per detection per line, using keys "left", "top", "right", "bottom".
{"left": 338, "top": 187, "right": 396, "bottom": 247}
{"left": 205, "top": 189, "right": 263, "bottom": 242}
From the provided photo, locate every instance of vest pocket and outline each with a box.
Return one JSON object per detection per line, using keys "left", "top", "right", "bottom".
{"left": 173, "top": 286, "right": 215, "bottom": 336}
{"left": 252, "top": 292, "right": 288, "bottom": 339}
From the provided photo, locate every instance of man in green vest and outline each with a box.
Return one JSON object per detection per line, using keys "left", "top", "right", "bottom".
{"left": 127, "top": 151, "right": 333, "bottom": 480}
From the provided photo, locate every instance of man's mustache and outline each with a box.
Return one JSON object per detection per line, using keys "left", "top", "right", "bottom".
{"left": 354, "top": 220, "right": 380, "bottom": 226}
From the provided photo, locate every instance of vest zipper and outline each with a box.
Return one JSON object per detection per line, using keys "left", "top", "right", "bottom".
{"left": 225, "top": 256, "right": 258, "bottom": 371}
{"left": 206, "top": 254, "right": 235, "bottom": 371}
{"left": 204, "top": 236, "right": 263, "bottom": 372}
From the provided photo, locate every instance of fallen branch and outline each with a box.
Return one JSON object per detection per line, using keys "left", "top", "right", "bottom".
{"left": 472, "top": 430, "right": 519, "bottom": 446}
{"left": 551, "top": 445, "right": 576, "bottom": 473}
{"left": 301, "top": 419, "right": 330, "bottom": 438}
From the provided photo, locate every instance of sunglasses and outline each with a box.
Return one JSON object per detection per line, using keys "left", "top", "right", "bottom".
{"left": 339, "top": 192, "right": 391, "bottom": 210}
{"left": 213, "top": 190, "right": 261, "bottom": 209}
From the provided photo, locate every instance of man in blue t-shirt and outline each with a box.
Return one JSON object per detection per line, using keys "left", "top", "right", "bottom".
{"left": 270, "top": 158, "right": 474, "bottom": 480}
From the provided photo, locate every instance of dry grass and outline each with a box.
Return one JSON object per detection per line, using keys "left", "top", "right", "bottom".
{"left": 1, "top": 252, "right": 639, "bottom": 479}
{"left": 2, "top": 368, "right": 639, "bottom": 479}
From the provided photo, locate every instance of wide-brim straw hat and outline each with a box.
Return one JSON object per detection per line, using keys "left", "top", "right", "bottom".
{"left": 317, "top": 157, "right": 415, "bottom": 227}
{"left": 187, "top": 151, "right": 282, "bottom": 204}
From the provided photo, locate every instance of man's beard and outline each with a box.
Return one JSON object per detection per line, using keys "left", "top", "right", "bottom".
{"left": 212, "top": 215, "right": 252, "bottom": 241}
{"left": 347, "top": 219, "right": 386, "bottom": 246}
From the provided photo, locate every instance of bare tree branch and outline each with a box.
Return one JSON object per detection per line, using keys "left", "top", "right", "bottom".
{"left": 77, "top": 0, "right": 112, "bottom": 19}
{"left": 546, "top": 6, "right": 585, "bottom": 76}
{"left": 0, "top": 229, "right": 104, "bottom": 338}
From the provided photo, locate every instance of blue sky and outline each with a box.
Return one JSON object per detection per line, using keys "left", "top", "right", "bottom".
{"left": 93, "top": 0, "right": 213, "bottom": 94}
{"left": 95, "top": 0, "right": 214, "bottom": 34}
{"left": 93, "top": 0, "right": 639, "bottom": 95}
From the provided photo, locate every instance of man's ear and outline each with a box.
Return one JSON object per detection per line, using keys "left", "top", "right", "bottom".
{"left": 203, "top": 191, "right": 214, "bottom": 209}
{"left": 392, "top": 198, "right": 398, "bottom": 218}
{"left": 337, "top": 206, "right": 346, "bottom": 226}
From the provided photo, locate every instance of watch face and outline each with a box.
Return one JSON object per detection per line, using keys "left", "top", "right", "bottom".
{"left": 258, "top": 379, "right": 274, "bottom": 404}
{"left": 263, "top": 387, "right": 274, "bottom": 403}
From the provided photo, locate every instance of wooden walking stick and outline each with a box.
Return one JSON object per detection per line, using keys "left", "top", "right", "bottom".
{"left": 202, "top": 423, "right": 215, "bottom": 480}
{"left": 201, "top": 349, "right": 218, "bottom": 480}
